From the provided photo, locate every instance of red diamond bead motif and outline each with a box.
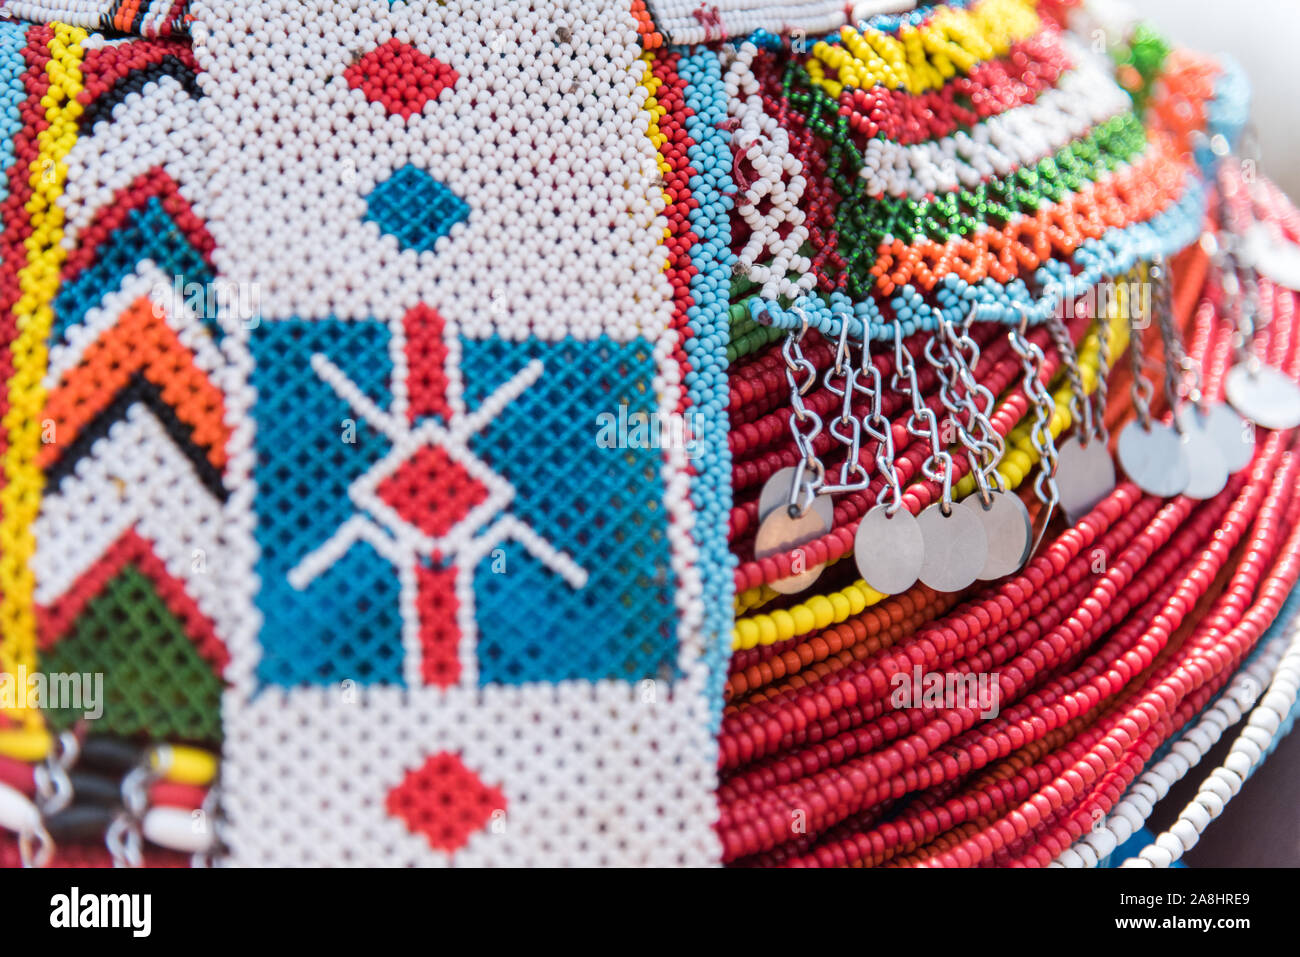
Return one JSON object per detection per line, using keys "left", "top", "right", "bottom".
{"left": 387, "top": 752, "right": 506, "bottom": 854}
{"left": 375, "top": 445, "right": 488, "bottom": 539}
{"left": 345, "top": 40, "right": 459, "bottom": 121}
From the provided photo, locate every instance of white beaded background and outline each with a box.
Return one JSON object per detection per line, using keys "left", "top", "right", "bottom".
{"left": 219, "top": 683, "right": 722, "bottom": 866}
{"left": 188, "top": 0, "right": 673, "bottom": 342}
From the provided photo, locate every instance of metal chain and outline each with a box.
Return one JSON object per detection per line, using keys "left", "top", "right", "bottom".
{"left": 857, "top": 325, "right": 904, "bottom": 513}
{"left": 781, "top": 307, "right": 825, "bottom": 515}
{"left": 821, "top": 317, "right": 870, "bottom": 494}
{"left": 1046, "top": 312, "right": 1094, "bottom": 445}
{"left": 17, "top": 732, "right": 73, "bottom": 868}
{"left": 895, "top": 324, "right": 953, "bottom": 514}
{"left": 929, "top": 322, "right": 995, "bottom": 505}
{"left": 33, "top": 730, "right": 76, "bottom": 818}
{"left": 1149, "top": 261, "right": 1197, "bottom": 396}
{"left": 1094, "top": 299, "right": 1112, "bottom": 445}
{"left": 1128, "top": 287, "right": 1157, "bottom": 430}
{"left": 1210, "top": 148, "right": 1270, "bottom": 372}
{"left": 1218, "top": 238, "right": 1265, "bottom": 374}
{"left": 1009, "top": 323, "right": 1060, "bottom": 511}
{"left": 1150, "top": 258, "right": 1187, "bottom": 431}
{"left": 191, "top": 780, "right": 226, "bottom": 868}
{"left": 18, "top": 820, "right": 53, "bottom": 869}
{"left": 106, "top": 763, "right": 151, "bottom": 868}
{"left": 943, "top": 316, "right": 1006, "bottom": 494}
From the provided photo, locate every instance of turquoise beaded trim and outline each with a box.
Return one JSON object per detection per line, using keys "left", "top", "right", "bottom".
{"left": 677, "top": 46, "right": 738, "bottom": 735}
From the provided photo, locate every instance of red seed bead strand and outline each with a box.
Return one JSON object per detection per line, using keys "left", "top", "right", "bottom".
{"left": 883, "top": 361, "right": 1289, "bottom": 868}
{"left": 720, "top": 561, "right": 1115, "bottom": 801}
{"left": 765, "top": 486, "right": 1234, "bottom": 845}
{"left": 730, "top": 592, "right": 963, "bottom": 711}
{"left": 782, "top": 486, "right": 1241, "bottom": 866}
{"left": 1261, "top": 178, "right": 1300, "bottom": 244}
{"left": 821, "top": 274, "right": 1293, "bottom": 868}
{"left": 724, "top": 587, "right": 957, "bottom": 700}
{"left": 727, "top": 581, "right": 944, "bottom": 675}
{"left": 722, "top": 480, "right": 1162, "bottom": 776}
{"left": 717, "top": 466, "right": 1241, "bottom": 860}
{"left": 716, "top": 487, "right": 1191, "bottom": 859}
{"left": 1005, "top": 498, "right": 1299, "bottom": 868}
{"left": 878, "top": 514, "right": 1243, "bottom": 868}
{"left": 719, "top": 482, "right": 1151, "bottom": 788}
{"left": 728, "top": 332, "right": 844, "bottom": 424}
{"left": 722, "top": 226, "right": 1258, "bottom": 868}
{"left": 717, "top": 491, "right": 1153, "bottom": 777}
{"left": 908, "top": 285, "right": 1299, "bottom": 867}
{"left": 795, "top": 717, "right": 1091, "bottom": 868}
{"left": 922, "top": 449, "right": 1300, "bottom": 867}
{"left": 877, "top": 709, "right": 1169, "bottom": 869}
{"left": 721, "top": 497, "right": 1150, "bottom": 770}
{"left": 989, "top": 710, "right": 1177, "bottom": 867}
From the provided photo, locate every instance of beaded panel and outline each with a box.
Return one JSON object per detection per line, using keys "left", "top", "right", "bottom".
{"left": 0, "top": 21, "right": 237, "bottom": 753}
{"left": 177, "top": 0, "right": 736, "bottom": 864}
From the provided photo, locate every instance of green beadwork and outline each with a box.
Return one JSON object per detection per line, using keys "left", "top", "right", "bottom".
{"left": 40, "top": 565, "right": 224, "bottom": 745}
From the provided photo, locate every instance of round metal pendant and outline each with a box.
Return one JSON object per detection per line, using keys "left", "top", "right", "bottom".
{"left": 1117, "top": 420, "right": 1190, "bottom": 498}
{"left": 916, "top": 502, "right": 988, "bottom": 593}
{"left": 1185, "top": 403, "right": 1254, "bottom": 474}
{"left": 1225, "top": 364, "right": 1300, "bottom": 431}
{"left": 758, "top": 466, "right": 835, "bottom": 527}
{"left": 1176, "top": 417, "right": 1228, "bottom": 501}
{"left": 1244, "top": 226, "right": 1300, "bottom": 290}
{"left": 1055, "top": 435, "right": 1117, "bottom": 525}
{"left": 1176, "top": 405, "right": 1241, "bottom": 499}
{"left": 960, "top": 491, "right": 1032, "bottom": 580}
{"left": 754, "top": 504, "right": 829, "bottom": 595}
{"left": 853, "top": 504, "right": 924, "bottom": 595}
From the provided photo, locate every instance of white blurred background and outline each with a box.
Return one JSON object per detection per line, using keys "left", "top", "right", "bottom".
{"left": 1129, "top": 0, "right": 1300, "bottom": 198}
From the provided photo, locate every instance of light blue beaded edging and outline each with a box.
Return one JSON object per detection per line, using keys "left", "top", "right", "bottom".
{"left": 677, "top": 47, "right": 738, "bottom": 735}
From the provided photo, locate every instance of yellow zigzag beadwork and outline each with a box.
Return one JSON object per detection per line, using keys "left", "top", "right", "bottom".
{"left": 807, "top": 0, "right": 1043, "bottom": 98}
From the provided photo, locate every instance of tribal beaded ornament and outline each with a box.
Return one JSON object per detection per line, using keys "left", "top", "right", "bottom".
{"left": 0, "top": 0, "right": 1299, "bottom": 868}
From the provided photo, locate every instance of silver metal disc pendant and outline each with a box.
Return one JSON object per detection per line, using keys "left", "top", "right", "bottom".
{"left": 757, "top": 466, "right": 835, "bottom": 527}
{"left": 1176, "top": 405, "right": 1241, "bottom": 499}
{"left": 853, "top": 504, "right": 924, "bottom": 595}
{"left": 754, "top": 503, "right": 830, "bottom": 595}
{"left": 1186, "top": 403, "right": 1254, "bottom": 474}
{"left": 1055, "top": 435, "right": 1117, "bottom": 525}
{"left": 1225, "top": 364, "right": 1300, "bottom": 431}
{"left": 1176, "top": 418, "right": 1228, "bottom": 501}
{"left": 960, "top": 491, "right": 1032, "bottom": 580}
{"left": 916, "top": 502, "right": 988, "bottom": 593}
{"left": 1244, "top": 225, "right": 1300, "bottom": 290}
{"left": 1118, "top": 420, "right": 1190, "bottom": 498}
